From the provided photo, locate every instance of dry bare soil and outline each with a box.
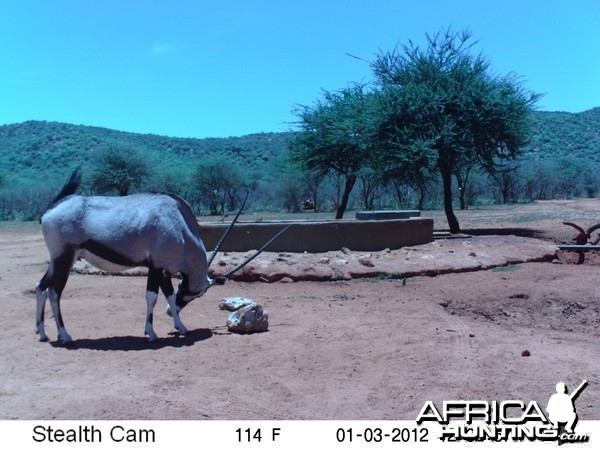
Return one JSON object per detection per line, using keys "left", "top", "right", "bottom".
{"left": 0, "top": 199, "right": 598, "bottom": 420}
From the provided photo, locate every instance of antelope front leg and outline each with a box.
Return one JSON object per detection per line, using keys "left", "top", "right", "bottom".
{"left": 145, "top": 291, "right": 159, "bottom": 342}
{"left": 159, "top": 273, "right": 187, "bottom": 335}
{"left": 145, "top": 267, "right": 164, "bottom": 341}
{"left": 166, "top": 294, "right": 188, "bottom": 336}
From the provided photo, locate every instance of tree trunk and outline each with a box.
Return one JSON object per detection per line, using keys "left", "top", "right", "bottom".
{"left": 393, "top": 181, "right": 404, "bottom": 207}
{"left": 417, "top": 184, "right": 425, "bottom": 211}
{"left": 501, "top": 185, "right": 509, "bottom": 204}
{"left": 440, "top": 166, "right": 461, "bottom": 233}
{"left": 455, "top": 165, "right": 472, "bottom": 211}
{"left": 209, "top": 200, "right": 218, "bottom": 216}
{"left": 458, "top": 187, "right": 466, "bottom": 210}
{"left": 308, "top": 173, "right": 323, "bottom": 213}
{"left": 335, "top": 175, "right": 356, "bottom": 219}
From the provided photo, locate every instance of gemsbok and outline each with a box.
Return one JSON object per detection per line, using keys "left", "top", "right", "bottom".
{"left": 35, "top": 170, "right": 288, "bottom": 343}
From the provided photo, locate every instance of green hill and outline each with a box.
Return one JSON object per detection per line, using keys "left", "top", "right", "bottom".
{"left": 0, "top": 120, "right": 296, "bottom": 187}
{"left": 525, "top": 107, "right": 600, "bottom": 161}
{"left": 1, "top": 108, "right": 599, "bottom": 187}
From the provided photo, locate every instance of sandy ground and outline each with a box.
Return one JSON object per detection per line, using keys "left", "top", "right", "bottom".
{"left": 0, "top": 200, "right": 599, "bottom": 420}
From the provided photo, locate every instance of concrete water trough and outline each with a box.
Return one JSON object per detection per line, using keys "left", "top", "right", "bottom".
{"left": 200, "top": 215, "right": 433, "bottom": 253}
{"left": 355, "top": 210, "right": 421, "bottom": 220}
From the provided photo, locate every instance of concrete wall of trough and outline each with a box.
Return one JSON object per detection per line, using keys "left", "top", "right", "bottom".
{"left": 355, "top": 210, "right": 421, "bottom": 220}
{"left": 200, "top": 218, "right": 434, "bottom": 253}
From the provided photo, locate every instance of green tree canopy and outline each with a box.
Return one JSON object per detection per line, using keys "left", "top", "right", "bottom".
{"left": 290, "top": 83, "right": 377, "bottom": 218}
{"left": 372, "top": 28, "right": 540, "bottom": 232}
{"left": 89, "top": 144, "right": 149, "bottom": 196}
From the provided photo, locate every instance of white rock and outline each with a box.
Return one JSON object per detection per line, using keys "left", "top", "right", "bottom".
{"left": 227, "top": 304, "right": 269, "bottom": 333}
{"left": 219, "top": 296, "right": 255, "bottom": 312}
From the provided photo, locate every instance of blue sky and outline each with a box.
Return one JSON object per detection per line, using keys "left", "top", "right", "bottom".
{"left": 1, "top": 0, "right": 599, "bottom": 138}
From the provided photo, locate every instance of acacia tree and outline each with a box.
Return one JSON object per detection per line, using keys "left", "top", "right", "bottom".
{"left": 290, "top": 84, "right": 377, "bottom": 219}
{"left": 90, "top": 144, "right": 148, "bottom": 196}
{"left": 192, "top": 154, "right": 247, "bottom": 215}
{"left": 372, "top": 29, "right": 540, "bottom": 232}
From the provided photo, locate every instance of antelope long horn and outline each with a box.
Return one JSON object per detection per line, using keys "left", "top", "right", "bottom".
{"left": 209, "top": 224, "right": 291, "bottom": 286}
{"left": 207, "top": 192, "right": 249, "bottom": 267}
{"left": 585, "top": 222, "right": 600, "bottom": 236}
{"left": 563, "top": 222, "right": 585, "bottom": 235}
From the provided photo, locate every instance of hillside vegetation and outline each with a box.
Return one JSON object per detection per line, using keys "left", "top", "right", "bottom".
{"left": 0, "top": 120, "right": 294, "bottom": 186}
{"left": 0, "top": 107, "right": 598, "bottom": 220}
{"left": 526, "top": 108, "right": 600, "bottom": 161}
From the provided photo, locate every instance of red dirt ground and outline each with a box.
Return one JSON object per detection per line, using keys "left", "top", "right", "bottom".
{"left": 0, "top": 199, "right": 598, "bottom": 420}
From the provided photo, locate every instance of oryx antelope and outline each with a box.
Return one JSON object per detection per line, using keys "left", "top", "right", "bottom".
{"left": 35, "top": 170, "right": 288, "bottom": 343}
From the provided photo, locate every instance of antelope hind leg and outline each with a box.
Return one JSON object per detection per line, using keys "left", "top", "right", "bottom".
{"left": 35, "top": 285, "right": 49, "bottom": 342}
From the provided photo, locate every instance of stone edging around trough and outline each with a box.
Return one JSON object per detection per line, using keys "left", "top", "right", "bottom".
{"left": 72, "top": 236, "right": 559, "bottom": 282}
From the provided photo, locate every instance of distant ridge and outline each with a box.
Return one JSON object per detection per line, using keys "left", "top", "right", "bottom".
{"left": 525, "top": 107, "right": 600, "bottom": 161}
{"left": 0, "top": 107, "right": 599, "bottom": 184}
{"left": 0, "top": 120, "right": 296, "bottom": 183}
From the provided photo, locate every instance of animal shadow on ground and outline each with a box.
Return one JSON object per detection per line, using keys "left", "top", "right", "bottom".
{"left": 50, "top": 328, "right": 213, "bottom": 351}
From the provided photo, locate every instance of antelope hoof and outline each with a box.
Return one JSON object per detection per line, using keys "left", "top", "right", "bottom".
{"left": 145, "top": 330, "right": 159, "bottom": 342}
{"left": 36, "top": 328, "right": 49, "bottom": 342}
{"left": 57, "top": 337, "right": 74, "bottom": 347}
{"left": 176, "top": 326, "right": 188, "bottom": 336}
{"left": 57, "top": 331, "right": 73, "bottom": 345}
